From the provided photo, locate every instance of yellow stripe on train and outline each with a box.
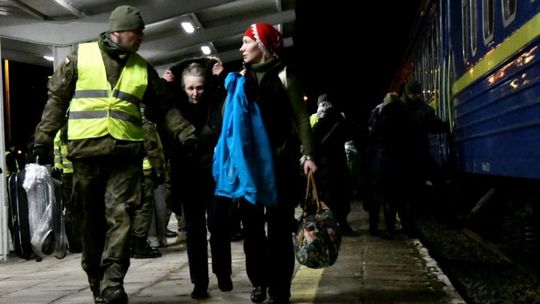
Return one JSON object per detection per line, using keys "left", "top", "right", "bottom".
{"left": 452, "top": 12, "right": 540, "bottom": 96}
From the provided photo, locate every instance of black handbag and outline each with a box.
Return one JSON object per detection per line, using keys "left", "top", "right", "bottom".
{"left": 293, "top": 172, "right": 341, "bottom": 268}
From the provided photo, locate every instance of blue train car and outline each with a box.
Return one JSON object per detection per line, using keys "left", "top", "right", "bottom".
{"left": 395, "top": 0, "right": 540, "bottom": 263}
{"left": 452, "top": 0, "right": 540, "bottom": 180}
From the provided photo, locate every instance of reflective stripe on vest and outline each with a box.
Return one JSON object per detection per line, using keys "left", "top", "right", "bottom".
{"left": 68, "top": 42, "right": 147, "bottom": 141}
{"left": 142, "top": 157, "right": 152, "bottom": 171}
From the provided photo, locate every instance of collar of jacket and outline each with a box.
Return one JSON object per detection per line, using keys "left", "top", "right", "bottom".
{"left": 246, "top": 57, "right": 283, "bottom": 85}
{"left": 98, "top": 32, "right": 131, "bottom": 59}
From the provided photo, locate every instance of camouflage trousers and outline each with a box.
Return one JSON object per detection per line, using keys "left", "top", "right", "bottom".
{"left": 131, "top": 174, "right": 155, "bottom": 238}
{"left": 61, "top": 173, "right": 83, "bottom": 252}
{"left": 72, "top": 158, "right": 142, "bottom": 294}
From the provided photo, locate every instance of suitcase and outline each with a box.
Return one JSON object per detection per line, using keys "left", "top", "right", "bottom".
{"left": 23, "top": 164, "right": 67, "bottom": 259}
{"left": 7, "top": 170, "right": 34, "bottom": 260}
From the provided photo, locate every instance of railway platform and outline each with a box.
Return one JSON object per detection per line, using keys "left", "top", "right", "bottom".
{"left": 0, "top": 200, "right": 465, "bottom": 304}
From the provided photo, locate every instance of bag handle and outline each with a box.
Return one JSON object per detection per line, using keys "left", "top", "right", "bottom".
{"left": 305, "top": 171, "right": 321, "bottom": 213}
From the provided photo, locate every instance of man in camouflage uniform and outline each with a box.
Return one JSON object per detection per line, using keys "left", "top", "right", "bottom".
{"left": 32, "top": 5, "right": 197, "bottom": 304}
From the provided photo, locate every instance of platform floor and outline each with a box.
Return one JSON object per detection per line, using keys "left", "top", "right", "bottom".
{"left": 0, "top": 200, "right": 466, "bottom": 303}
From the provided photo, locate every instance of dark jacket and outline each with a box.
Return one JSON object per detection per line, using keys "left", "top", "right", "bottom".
{"left": 244, "top": 57, "right": 314, "bottom": 203}
{"left": 166, "top": 57, "right": 226, "bottom": 206}
{"left": 170, "top": 57, "right": 225, "bottom": 170}
{"left": 369, "top": 101, "right": 407, "bottom": 160}
{"left": 312, "top": 108, "right": 353, "bottom": 203}
{"left": 401, "top": 95, "right": 447, "bottom": 162}
{"left": 244, "top": 58, "right": 313, "bottom": 157}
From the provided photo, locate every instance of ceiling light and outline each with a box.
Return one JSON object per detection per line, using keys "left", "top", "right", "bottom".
{"left": 43, "top": 55, "right": 54, "bottom": 62}
{"left": 181, "top": 21, "right": 195, "bottom": 34}
{"left": 201, "top": 45, "right": 211, "bottom": 55}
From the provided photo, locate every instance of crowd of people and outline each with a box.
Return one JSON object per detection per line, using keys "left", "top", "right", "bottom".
{"left": 3, "top": 4, "right": 447, "bottom": 304}
{"left": 366, "top": 81, "right": 448, "bottom": 239}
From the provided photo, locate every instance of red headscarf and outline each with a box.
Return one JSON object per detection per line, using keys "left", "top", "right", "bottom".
{"left": 244, "top": 23, "right": 283, "bottom": 55}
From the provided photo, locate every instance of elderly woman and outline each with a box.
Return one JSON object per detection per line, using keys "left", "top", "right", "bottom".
{"left": 213, "top": 23, "right": 317, "bottom": 304}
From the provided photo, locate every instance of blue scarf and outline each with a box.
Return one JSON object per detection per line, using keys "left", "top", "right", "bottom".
{"left": 212, "top": 72, "right": 278, "bottom": 206}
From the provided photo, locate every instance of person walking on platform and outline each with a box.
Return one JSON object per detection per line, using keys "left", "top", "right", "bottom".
{"left": 159, "top": 68, "right": 186, "bottom": 242}
{"left": 130, "top": 116, "right": 164, "bottom": 259}
{"left": 53, "top": 124, "right": 83, "bottom": 253}
{"left": 311, "top": 93, "right": 355, "bottom": 234}
{"left": 400, "top": 80, "right": 447, "bottom": 236}
{"left": 168, "top": 57, "right": 233, "bottom": 299}
{"left": 213, "top": 23, "right": 317, "bottom": 304}
{"left": 367, "top": 92, "right": 407, "bottom": 239}
{"left": 31, "top": 5, "right": 198, "bottom": 304}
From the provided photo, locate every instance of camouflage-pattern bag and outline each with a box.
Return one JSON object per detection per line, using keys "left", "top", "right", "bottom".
{"left": 293, "top": 172, "right": 341, "bottom": 269}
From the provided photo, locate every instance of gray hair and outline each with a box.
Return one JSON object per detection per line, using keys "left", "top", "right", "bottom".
{"left": 181, "top": 63, "right": 206, "bottom": 88}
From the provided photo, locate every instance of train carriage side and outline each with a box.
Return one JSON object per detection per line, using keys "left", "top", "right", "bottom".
{"left": 451, "top": 0, "right": 540, "bottom": 181}
{"left": 446, "top": 0, "right": 540, "bottom": 265}
{"left": 400, "top": 0, "right": 540, "bottom": 266}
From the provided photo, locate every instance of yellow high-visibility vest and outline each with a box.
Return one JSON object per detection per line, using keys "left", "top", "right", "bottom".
{"left": 54, "top": 130, "right": 73, "bottom": 174}
{"left": 142, "top": 157, "right": 152, "bottom": 171}
{"left": 68, "top": 42, "right": 147, "bottom": 141}
{"left": 310, "top": 113, "right": 319, "bottom": 127}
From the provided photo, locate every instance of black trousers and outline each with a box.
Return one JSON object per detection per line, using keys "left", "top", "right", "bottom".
{"left": 181, "top": 170, "right": 232, "bottom": 287}
{"left": 239, "top": 199, "right": 296, "bottom": 299}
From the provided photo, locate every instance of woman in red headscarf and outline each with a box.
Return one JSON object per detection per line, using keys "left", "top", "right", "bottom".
{"left": 233, "top": 23, "right": 317, "bottom": 304}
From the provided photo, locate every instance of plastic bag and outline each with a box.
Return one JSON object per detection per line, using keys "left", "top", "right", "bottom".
{"left": 293, "top": 172, "right": 341, "bottom": 268}
{"left": 23, "top": 163, "right": 67, "bottom": 259}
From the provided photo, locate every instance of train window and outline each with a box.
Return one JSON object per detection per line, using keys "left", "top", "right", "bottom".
{"left": 462, "top": 0, "right": 470, "bottom": 61}
{"left": 502, "top": 0, "right": 517, "bottom": 27}
{"left": 470, "top": 0, "right": 478, "bottom": 56}
{"left": 483, "top": 0, "right": 494, "bottom": 44}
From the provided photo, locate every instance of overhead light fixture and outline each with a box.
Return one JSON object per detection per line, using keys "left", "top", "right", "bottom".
{"left": 201, "top": 45, "right": 211, "bottom": 55}
{"left": 179, "top": 13, "right": 202, "bottom": 34}
{"left": 181, "top": 21, "right": 195, "bottom": 34}
{"left": 43, "top": 55, "right": 54, "bottom": 62}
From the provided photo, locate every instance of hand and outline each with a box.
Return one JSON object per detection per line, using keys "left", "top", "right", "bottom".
{"left": 183, "top": 138, "right": 200, "bottom": 158}
{"left": 211, "top": 61, "right": 224, "bottom": 76}
{"left": 32, "top": 144, "right": 52, "bottom": 165}
{"left": 51, "top": 167, "right": 63, "bottom": 180}
{"left": 303, "top": 159, "right": 317, "bottom": 175}
{"left": 162, "top": 69, "right": 175, "bottom": 82}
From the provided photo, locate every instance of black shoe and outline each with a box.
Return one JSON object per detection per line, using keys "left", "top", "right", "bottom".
{"left": 165, "top": 229, "right": 177, "bottom": 237}
{"left": 217, "top": 275, "right": 233, "bottom": 292}
{"left": 94, "top": 296, "right": 105, "bottom": 304}
{"left": 271, "top": 297, "right": 290, "bottom": 304}
{"left": 191, "top": 285, "right": 209, "bottom": 299}
{"left": 101, "top": 286, "right": 128, "bottom": 304}
{"left": 133, "top": 238, "right": 162, "bottom": 259}
{"left": 230, "top": 231, "right": 244, "bottom": 241}
{"left": 92, "top": 287, "right": 104, "bottom": 304}
{"left": 251, "top": 286, "right": 267, "bottom": 303}
{"left": 41, "top": 230, "right": 55, "bottom": 255}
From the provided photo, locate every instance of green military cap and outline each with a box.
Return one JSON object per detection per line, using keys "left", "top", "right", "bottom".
{"left": 108, "top": 5, "right": 145, "bottom": 32}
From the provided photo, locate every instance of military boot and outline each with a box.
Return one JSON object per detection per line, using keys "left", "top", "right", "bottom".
{"left": 101, "top": 286, "right": 128, "bottom": 304}
{"left": 132, "top": 236, "right": 161, "bottom": 259}
{"left": 91, "top": 285, "right": 104, "bottom": 304}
